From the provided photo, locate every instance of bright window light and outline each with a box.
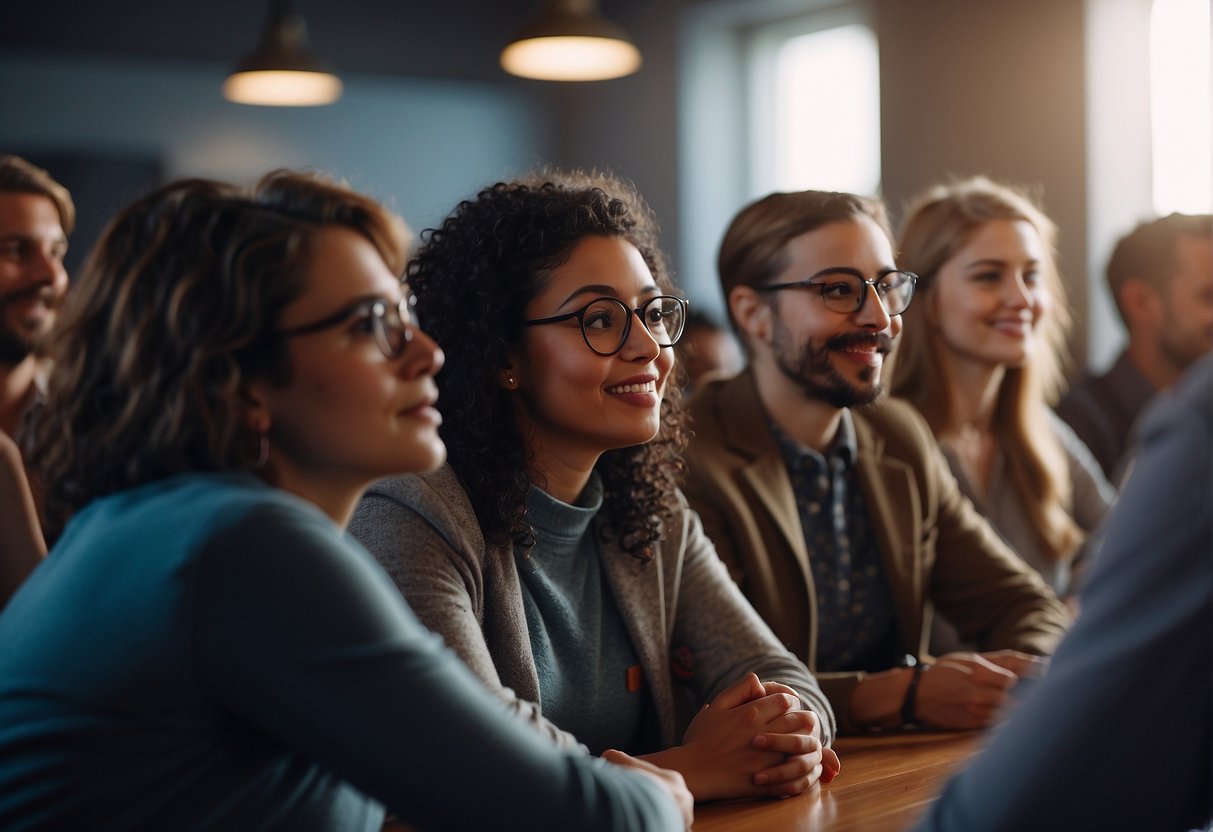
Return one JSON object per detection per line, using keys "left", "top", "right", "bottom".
{"left": 1150, "top": 0, "right": 1211, "bottom": 214}
{"left": 757, "top": 23, "right": 881, "bottom": 196}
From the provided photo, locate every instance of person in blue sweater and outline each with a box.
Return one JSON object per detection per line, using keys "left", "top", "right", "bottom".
{"left": 0, "top": 170, "right": 692, "bottom": 831}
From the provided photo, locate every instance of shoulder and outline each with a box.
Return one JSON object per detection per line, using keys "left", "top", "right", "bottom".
{"left": 352, "top": 464, "right": 485, "bottom": 554}
{"left": 96, "top": 472, "right": 328, "bottom": 538}
{"left": 687, "top": 372, "right": 745, "bottom": 432}
{"left": 1048, "top": 410, "right": 1105, "bottom": 474}
{"left": 854, "top": 396, "right": 939, "bottom": 460}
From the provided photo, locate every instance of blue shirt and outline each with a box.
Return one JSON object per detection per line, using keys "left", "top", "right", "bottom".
{"left": 0, "top": 473, "right": 682, "bottom": 831}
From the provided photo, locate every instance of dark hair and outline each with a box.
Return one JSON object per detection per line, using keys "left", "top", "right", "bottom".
{"left": 1106, "top": 212, "right": 1213, "bottom": 322}
{"left": 409, "top": 169, "right": 687, "bottom": 559}
{"left": 31, "top": 170, "right": 407, "bottom": 539}
{"left": 0, "top": 154, "right": 76, "bottom": 234}
{"left": 717, "top": 190, "right": 892, "bottom": 338}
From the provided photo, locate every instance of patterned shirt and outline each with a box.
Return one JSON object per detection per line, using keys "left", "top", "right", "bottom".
{"left": 772, "top": 412, "right": 899, "bottom": 672}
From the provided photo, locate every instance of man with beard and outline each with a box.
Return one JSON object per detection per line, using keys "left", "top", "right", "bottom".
{"left": 0, "top": 156, "right": 72, "bottom": 440}
{"left": 683, "top": 190, "right": 1068, "bottom": 733}
{"left": 0, "top": 155, "right": 72, "bottom": 606}
{"left": 1057, "top": 212, "right": 1213, "bottom": 483}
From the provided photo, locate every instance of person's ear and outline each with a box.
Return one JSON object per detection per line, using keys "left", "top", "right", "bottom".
{"left": 729, "top": 285, "right": 772, "bottom": 346}
{"left": 498, "top": 353, "right": 523, "bottom": 391}
{"left": 241, "top": 384, "right": 273, "bottom": 434}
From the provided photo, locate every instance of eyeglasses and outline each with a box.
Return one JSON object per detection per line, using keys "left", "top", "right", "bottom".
{"left": 524, "top": 295, "right": 688, "bottom": 357}
{"left": 756, "top": 269, "right": 917, "bottom": 316}
{"left": 278, "top": 290, "right": 417, "bottom": 359}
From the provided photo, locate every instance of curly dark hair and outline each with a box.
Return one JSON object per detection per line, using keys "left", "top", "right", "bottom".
{"left": 409, "top": 169, "right": 688, "bottom": 560}
{"left": 30, "top": 169, "right": 408, "bottom": 539}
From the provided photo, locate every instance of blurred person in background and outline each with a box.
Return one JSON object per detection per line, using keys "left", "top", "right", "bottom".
{"left": 0, "top": 154, "right": 74, "bottom": 607}
{"left": 1057, "top": 212, "right": 1213, "bottom": 482}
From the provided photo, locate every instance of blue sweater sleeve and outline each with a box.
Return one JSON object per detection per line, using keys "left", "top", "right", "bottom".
{"left": 915, "top": 358, "right": 1213, "bottom": 832}
{"left": 189, "top": 502, "right": 682, "bottom": 832}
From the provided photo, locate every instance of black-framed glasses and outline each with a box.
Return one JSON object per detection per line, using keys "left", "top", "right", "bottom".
{"left": 524, "top": 295, "right": 689, "bottom": 357}
{"left": 756, "top": 268, "right": 917, "bottom": 316}
{"left": 278, "top": 290, "right": 417, "bottom": 359}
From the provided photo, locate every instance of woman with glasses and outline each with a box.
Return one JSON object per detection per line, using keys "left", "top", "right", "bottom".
{"left": 890, "top": 176, "right": 1114, "bottom": 624}
{"left": 0, "top": 171, "right": 693, "bottom": 830}
{"left": 350, "top": 170, "right": 839, "bottom": 803}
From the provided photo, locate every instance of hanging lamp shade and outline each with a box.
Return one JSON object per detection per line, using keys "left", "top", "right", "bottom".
{"left": 223, "top": 0, "right": 343, "bottom": 106}
{"left": 501, "top": 0, "right": 642, "bottom": 82}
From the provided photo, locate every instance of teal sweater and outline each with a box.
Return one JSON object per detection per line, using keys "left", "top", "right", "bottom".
{"left": 519, "top": 476, "right": 642, "bottom": 754}
{"left": 0, "top": 473, "right": 683, "bottom": 831}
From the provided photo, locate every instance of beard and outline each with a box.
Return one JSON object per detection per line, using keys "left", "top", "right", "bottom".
{"left": 1158, "top": 319, "right": 1213, "bottom": 376}
{"left": 771, "top": 319, "right": 893, "bottom": 408}
{"left": 0, "top": 285, "right": 58, "bottom": 365}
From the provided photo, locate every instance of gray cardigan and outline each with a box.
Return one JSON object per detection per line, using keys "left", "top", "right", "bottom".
{"left": 349, "top": 464, "right": 835, "bottom": 750}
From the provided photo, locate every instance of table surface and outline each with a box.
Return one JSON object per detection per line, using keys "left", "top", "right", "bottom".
{"left": 691, "top": 730, "right": 983, "bottom": 832}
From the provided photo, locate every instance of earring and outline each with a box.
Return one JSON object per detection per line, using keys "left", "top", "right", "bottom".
{"left": 505, "top": 374, "right": 518, "bottom": 390}
{"left": 252, "top": 427, "right": 269, "bottom": 469}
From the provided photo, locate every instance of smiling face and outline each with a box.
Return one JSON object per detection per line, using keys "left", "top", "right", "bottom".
{"left": 746, "top": 217, "right": 902, "bottom": 409}
{"left": 248, "top": 226, "right": 446, "bottom": 503}
{"left": 0, "top": 192, "right": 68, "bottom": 366}
{"left": 509, "top": 234, "right": 675, "bottom": 477}
{"left": 928, "top": 219, "right": 1050, "bottom": 372}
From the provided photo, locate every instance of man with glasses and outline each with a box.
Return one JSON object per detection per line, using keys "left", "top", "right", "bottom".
{"left": 683, "top": 190, "right": 1069, "bottom": 733}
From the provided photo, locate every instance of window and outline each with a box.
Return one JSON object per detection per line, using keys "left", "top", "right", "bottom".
{"left": 748, "top": 20, "right": 881, "bottom": 196}
{"left": 1150, "top": 0, "right": 1211, "bottom": 214}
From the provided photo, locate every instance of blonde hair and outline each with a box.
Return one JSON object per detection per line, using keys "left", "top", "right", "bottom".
{"left": 890, "top": 175, "right": 1079, "bottom": 562}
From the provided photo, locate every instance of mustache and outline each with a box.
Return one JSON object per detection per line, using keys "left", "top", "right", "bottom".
{"left": 823, "top": 331, "right": 895, "bottom": 354}
{"left": 0, "top": 284, "right": 60, "bottom": 307}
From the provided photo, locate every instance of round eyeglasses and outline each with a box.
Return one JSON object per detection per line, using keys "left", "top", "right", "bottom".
{"left": 278, "top": 291, "right": 417, "bottom": 359}
{"left": 524, "top": 295, "right": 688, "bottom": 357}
{"left": 756, "top": 268, "right": 917, "bottom": 316}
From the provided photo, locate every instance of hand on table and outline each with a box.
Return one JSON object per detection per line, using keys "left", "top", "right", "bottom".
{"left": 915, "top": 650, "right": 1044, "bottom": 730}
{"left": 602, "top": 749, "right": 694, "bottom": 830}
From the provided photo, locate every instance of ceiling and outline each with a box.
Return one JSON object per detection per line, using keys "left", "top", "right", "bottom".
{"left": 2, "top": 1, "right": 563, "bottom": 83}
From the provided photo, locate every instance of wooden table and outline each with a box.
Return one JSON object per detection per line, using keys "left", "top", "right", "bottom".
{"left": 692, "top": 731, "right": 982, "bottom": 831}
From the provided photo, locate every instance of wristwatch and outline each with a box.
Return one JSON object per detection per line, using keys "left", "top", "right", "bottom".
{"left": 899, "top": 654, "right": 928, "bottom": 727}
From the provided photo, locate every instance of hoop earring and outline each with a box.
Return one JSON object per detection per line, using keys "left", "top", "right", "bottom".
{"left": 254, "top": 430, "right": 269, "bottom": 469}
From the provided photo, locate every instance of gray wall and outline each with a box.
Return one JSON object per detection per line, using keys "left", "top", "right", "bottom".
{"left": 0, "top": 51, "right": 551, "bottom": 250}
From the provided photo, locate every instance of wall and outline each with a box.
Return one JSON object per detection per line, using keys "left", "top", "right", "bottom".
{"left": 877, "top": 0, "right": 1092, "bottom": 365}
{"left": 0, "top": 51, "right": 551, "bottom": 254}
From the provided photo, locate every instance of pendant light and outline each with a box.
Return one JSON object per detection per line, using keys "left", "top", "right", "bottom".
{"left": 501, "top": 0, "right": 642, "bottom": 82}
{"left": 223, "top": 0, "right": 343, "bottom": 106}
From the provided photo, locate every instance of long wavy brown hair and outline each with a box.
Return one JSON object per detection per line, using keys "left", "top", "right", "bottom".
{"left": 890, "top": 175, "right": 1079, "bottom": 562}
{"left": 30, "top": 170, "right": 407, "bottom": 540}
{"left": 409, "top": 169, "right": 688, "bottom": 560}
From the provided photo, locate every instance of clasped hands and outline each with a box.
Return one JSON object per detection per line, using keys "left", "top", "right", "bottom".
{"left": 912, "top": 649, "right": 1046, "bottom": 729}
{"left": 639, "top": 672, "right": 840, "bottom": 802}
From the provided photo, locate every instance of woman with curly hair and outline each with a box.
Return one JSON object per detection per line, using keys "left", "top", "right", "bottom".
{"left": 889, "top": 176, "right": 1114, "bottom": 611}
{"left": 350, "top": 170, "right": 839, "bottom": 803}
{"left": 0, "top": 171, "right": 693, "bottom": 830}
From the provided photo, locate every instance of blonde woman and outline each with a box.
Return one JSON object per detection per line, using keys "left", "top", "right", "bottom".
{"left": 890, "top": 177, "right": 1114, "bottom": 603}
